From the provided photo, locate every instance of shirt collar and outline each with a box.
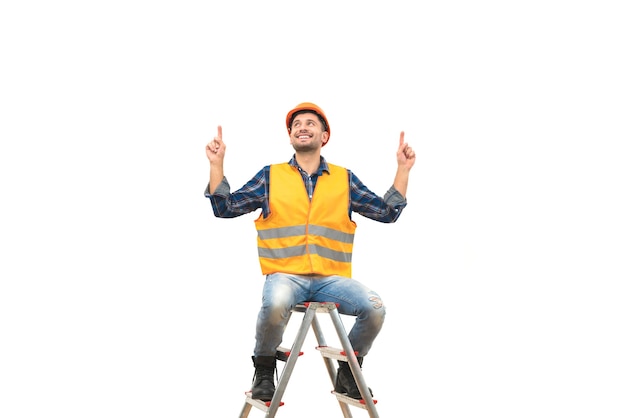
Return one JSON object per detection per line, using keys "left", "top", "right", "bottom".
{"left": 288, "top": 155, "right": 330, "bottom": 176}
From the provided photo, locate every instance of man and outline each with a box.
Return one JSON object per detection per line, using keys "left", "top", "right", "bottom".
{"left": 204, "top": 102, "right": 415, "bottom": 401}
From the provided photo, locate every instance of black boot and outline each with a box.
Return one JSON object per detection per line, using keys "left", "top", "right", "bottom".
{"left": 251, "top": 356, "right": 276, "bottom": 401}
{"left": 334, "top": 357, "right": 373, "bottom": 399}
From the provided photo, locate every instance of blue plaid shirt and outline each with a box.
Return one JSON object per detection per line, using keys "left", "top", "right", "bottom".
{"left": 205, "top": 155, "right": 407, "bottom": 222}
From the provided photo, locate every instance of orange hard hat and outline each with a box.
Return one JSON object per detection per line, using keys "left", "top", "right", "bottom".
{"left": 285, "top": 102, "right": 331, "bottom": 146}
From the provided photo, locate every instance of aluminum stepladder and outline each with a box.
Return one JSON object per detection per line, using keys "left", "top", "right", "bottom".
{"left": 238, "top": 302, "right": 380, "bottom": 418}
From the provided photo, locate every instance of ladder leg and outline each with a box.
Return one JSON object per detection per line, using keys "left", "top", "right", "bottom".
{"left": 311, "top": 314, "right": 354, "bottom": 418}
{"left": 327, "top": 306, "right": 380, "bottom": 418}
{"left": 264, "top": 305, "right": 317, "bottom": 417}
{"left": 238, "top": 401, "right": 252, "bottom": 418}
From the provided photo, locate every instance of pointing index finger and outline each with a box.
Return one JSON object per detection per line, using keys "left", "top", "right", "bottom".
{"left": 399, "top": 131, "right": 405, "bottom": 146}
{"left": 217, "top": 125, "right": 222, "bottom": 139}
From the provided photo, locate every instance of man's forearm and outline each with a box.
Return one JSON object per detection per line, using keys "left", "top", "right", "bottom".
{"left": 209, "top": 164, "right": 224, "bottom": 194}
{"left": 393, "top": 167, "right": 410, "bottom": 198}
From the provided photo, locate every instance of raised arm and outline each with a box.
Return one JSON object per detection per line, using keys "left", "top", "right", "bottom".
{"left": 206, "top": 125, "right": 226, "bottom": 194}
{"left": 393, "top": 131, "right": 416, "bottom": 198}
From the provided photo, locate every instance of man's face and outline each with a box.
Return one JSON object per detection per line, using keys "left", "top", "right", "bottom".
{"left": 289, "top": 112, "right": 329, "bottom": 152}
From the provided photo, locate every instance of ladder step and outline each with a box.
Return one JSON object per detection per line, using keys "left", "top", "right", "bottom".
{"left": 276, "top": 346, "right": 303, "bottom": 362}
{"left": 316, "top": 345, "right": 358, "bottom": 361}
{"left": 244, "top": 391, "right": 284, "bottom": 411}
{"left": 332, "top": 391, "right": 378, "bottom": 409}
{"left": 293, "top": 302, "right": 338, "bottom": 313}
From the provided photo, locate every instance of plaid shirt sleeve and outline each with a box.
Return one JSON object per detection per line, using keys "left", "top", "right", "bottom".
{"left": 349, "top": 170, "right": 407, "bottom": 223}
{"left": 204, "top": 166, "right": 269, "bottom": 218}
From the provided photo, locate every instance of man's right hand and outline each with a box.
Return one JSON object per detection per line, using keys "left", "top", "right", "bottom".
{"left": 206, "top": 125, "right": 226, "bottom": 164}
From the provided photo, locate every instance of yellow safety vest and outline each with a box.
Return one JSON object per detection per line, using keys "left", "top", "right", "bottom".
{"left": 254, "top": 163, "right": 357, "bottom": 277}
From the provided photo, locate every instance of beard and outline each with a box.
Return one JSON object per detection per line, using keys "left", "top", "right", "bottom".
{"left": 291, "top": 141, "right": 319, "bottom": 153}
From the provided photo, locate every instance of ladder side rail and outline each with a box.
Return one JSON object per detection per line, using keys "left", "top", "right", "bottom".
{"left": 310, "top": 313, "right": 354, "bottom": 418}
{"left": 327, "top": 306, "right": 380, "bottom": 418}
{"left": 238, "top": 401, "right": 252, "bottom": 418}
{"left": 265, "top": 305, "right": 317, "bottom": 417}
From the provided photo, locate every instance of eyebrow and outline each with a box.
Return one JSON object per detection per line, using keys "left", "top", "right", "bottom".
{"left": 294, "top": 117, "right": 318, "bottom": 124}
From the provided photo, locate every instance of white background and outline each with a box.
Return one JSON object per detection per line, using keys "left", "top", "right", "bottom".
{"left": 1, "top": 1, "right": 625, "bottom": 417}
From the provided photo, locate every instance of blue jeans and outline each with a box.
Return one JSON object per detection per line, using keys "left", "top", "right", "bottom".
{"left": 254, "top": 273, "right": 386, "bottom": 357}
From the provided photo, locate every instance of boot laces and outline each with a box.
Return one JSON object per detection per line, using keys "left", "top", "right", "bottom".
{"left": 252, "top": 366, "right": 276, "bottom": 384}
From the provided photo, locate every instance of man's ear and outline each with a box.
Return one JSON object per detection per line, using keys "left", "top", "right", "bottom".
{"left": 322, "top": 131, "right": 329, "bottom": 145}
